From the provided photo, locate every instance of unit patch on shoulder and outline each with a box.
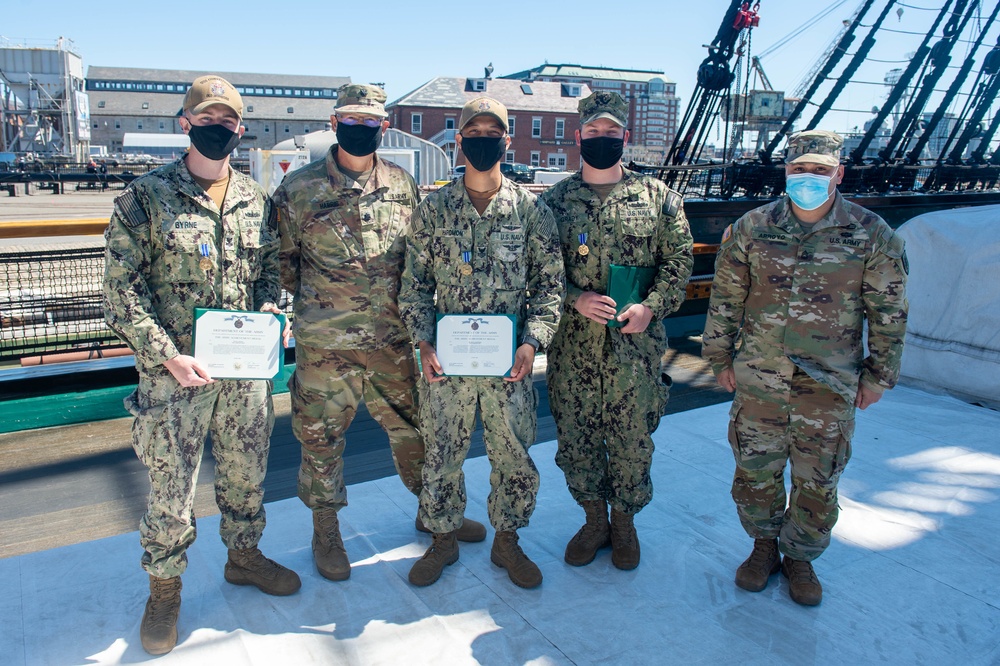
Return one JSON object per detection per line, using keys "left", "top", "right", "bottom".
{"left": 114, "top": 188, "right": 149, "bottom": 229}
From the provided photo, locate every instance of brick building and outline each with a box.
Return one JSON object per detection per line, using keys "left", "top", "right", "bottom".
{"left": 387, "top": 76, "right": 591, "bottom": 170}
{"left": 86, "top": 67, "right": 349, "bottom": 153}
{"left": 501, "top": 64, "right": 681, "bottom": 163}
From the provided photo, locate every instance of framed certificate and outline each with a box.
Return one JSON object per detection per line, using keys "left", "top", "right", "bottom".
{"left": 435, "top": 314, "right": 516, "bottom": 377}
{"left": 192, "top": 308, "right": 285, "bottom": 380}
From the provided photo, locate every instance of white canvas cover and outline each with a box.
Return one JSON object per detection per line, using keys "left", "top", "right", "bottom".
{"left": 896, "top": 203, "right": 1000, "bottom": 408}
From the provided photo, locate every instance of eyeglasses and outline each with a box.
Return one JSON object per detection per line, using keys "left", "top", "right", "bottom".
{"left": 337, "top": 116, "right": 381, "bottom": 128}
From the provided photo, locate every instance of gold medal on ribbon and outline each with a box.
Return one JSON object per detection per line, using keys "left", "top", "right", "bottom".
{"left": 578, "top": 244, "right": 590, "bottom": 256}
{"left": 460, "top": 263, "right": 473, "bottom": 276}
{"left": 199, "top": 257, "right": 213, "bottom": 270}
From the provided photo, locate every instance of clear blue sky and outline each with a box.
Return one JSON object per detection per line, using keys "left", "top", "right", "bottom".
{"left": 3, "top": 0, "right": 995, "bottom": 137}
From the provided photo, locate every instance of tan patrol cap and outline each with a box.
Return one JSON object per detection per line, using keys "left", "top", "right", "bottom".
{"left": 785, "top": 130, "right": 843, "bottom": 167}
{"left": 183, "top": 75, "right": 243, "bottom": 117}
{"left": 459, "top": 96, "right": 509, "bottom": 132}
{"left": 335, "top": 84, "right": 389, "bottom": 118}
{"left": 579, "top": 91, "right": 628, "bottom": 127}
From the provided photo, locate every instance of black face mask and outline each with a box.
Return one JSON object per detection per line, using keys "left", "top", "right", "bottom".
{"left": 461, "top": 136, "right": 506, "bottom": 172}
{"left": 187, "top": 123, "right": 241, "bottom": 161}
{"left": 580, "top": 136, "right": 625, "bottom": 170}
{"left": 336, "top": 123, "right": 382, "bottom": 157}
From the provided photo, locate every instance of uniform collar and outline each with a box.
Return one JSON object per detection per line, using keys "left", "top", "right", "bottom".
{"left": 173, "top": 156, "right": 245, "bottom": 214}
{"left": 774, "top": 191, "right": 855, "bottom": 234}
{"left": 325, "top": 146, "right": 391, "bottom": 196}
{"left": 448, "top": 175, "right": 517, "bottom": 219}
{"left": 565, "top": 167, "right": 642, "bottom": 204}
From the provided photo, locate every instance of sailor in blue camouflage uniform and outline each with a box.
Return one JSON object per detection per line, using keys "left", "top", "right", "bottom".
{"left": 103, "top": 76, "right": 299, "bottom": 656}
{"left": 399, "top": 96, "right": 565, "bottom": 589}
{"left": 541, "top": 91, "right": 693, "bottom": 571}
{"left": 703, "top": 129, "right": 908, "bottom": 606}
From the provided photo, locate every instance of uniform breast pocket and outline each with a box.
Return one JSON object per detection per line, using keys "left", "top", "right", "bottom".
{"left": 490, "top": 239, "right": 526, "bottom": 287}
{"left": 161, "top": 230, "right": 210, "bottom": 283}
{"left": 431, "top": 231, "right": 468, "bottom": 284}
{"left": 302, "top": 214, "right": 355, "bottom": 267}
{"left": 240, "top": 226, "right": 265, "bottom": 282}
{"left": 618, "top": 213, "right": 658, "bottom": 262}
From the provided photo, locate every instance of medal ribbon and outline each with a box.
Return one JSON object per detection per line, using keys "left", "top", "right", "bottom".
{"left": 462, "top": 250, "right": 471, "bottom": 264}
{"left": 200, "top": 243, "right": 210, "bottom": 260}
{"left": 578, "top": 233, "right": 587, "bottom": 247}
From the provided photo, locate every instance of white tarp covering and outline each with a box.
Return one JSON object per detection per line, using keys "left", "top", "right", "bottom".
{"left": 896, "top": 204, "right": 1000, "bottom": 409}
{"left": 3, "top": 387, "right": 999, "bottom": 665}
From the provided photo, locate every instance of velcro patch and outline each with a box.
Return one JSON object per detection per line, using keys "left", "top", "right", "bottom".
{"left": 114, "top": 189, "right": 149, "bottom": 229}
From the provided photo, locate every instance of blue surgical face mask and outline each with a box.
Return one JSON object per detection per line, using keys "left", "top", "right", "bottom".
{"left": 785, "top": 172, "right": 833, "bottom": 210}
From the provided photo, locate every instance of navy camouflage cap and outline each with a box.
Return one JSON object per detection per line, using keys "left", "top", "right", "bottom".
{"left": 335, "top": 84, "right": 388, "bottom": 118}
{"left": 578, "top": 91, "right": 628, "bottom": 127}
{"left": 785, "top": 130, "right": 843, "bottom": 167}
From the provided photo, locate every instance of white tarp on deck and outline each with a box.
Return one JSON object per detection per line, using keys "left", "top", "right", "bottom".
{"left": 896, "top": 203, "right": 1000, "bottom": 408}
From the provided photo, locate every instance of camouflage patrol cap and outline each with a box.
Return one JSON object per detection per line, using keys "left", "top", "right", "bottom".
{"left": 459, "top": 96, "right": 509, "bottom": 132}
{"left": 183, "top": 75, "right": 243, "bottom": 117}
{"left": 785, "top": 130, "right": 843, "bottom": 167}
{"left": 579, "top": 91, "right": 628, "bottom": 127}
{"left": 335, "top": 84, "right": 389, "bottom": 118}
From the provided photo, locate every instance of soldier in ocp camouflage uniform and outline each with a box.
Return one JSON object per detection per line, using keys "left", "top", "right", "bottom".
{"left": 703, "top": 129, "right": 908, "bottom": 606}
{"left": 541, "top": 91, "right": 693, "bottom": 571}
{"left": 399, "top": 96, "right": 565, "bottom": 589}
{"left": 103, "top": 76, "right": 299, "bottom": 656}
{"left": 273, "top": 84, "right": 485, "bottom": 583}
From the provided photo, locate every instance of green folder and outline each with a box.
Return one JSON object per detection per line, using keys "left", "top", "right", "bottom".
{"left": 606, "top": 264, "right": 657, "bottom": 328}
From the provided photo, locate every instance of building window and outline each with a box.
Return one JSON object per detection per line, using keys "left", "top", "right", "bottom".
{"left": 555, "top": 118, "right": 565, "bottom": 139}
{"left": 159, "top": 121, "right": 165, "bottom": 131}
{"left": 264, "top": 125, "right": 270, "bottom": 133}
{"left": 141, "top": 102, "right": 149, "bottom": 109}
{"left": 284, "top": 124, "right": 290, "bottom": 133}
{"left": 304, "top": 126, "right": 310, "bottom": 133}
{"left": 97, "top": 101, "right": 105, "bottom": 108}
{"left": 548, "top": 154, "right": 567, "bottom": 168}
{"left": 412, "top": 113, "right": 422, "bottom": 134}
{"left": 445, "top": 117, "right": 455, "bottom": 130}
{"left": 505, "top": 150, "right": 515, "bottom": 164}
{"left": 246, "top": 105, "right": 254, "bottom": 113}
{"left": 92, "top": 122, "right": 98, "bottom": 129}
{"left": 114, "top": 120, "right": 121, "bottom": 129}
{"left": 530, "top": 151, "right": 540, "bottom": 167}
{"left": 471, "top": 79, "right": 486, "bottom": 92}
{"left": 508, "top": 116, "right": 516, "bottom": 136}
{"left": 136, "top": 121, "right": 143, "bottom": 130}
{"left": 532, "top": 117, "right": 541, "bottom": 138}
{"left": 287, "top": 107, "right": 294, "bottom": 113}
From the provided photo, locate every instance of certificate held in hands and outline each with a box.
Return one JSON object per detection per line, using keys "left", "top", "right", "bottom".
{"left": 606, "top": 264, "right": 657, "bottom": 328}
{"left": 435, "top": 314, "right": 516, "bottom": 377}
{"left": 192, "top": 308, "right": 285, "bottom": 379}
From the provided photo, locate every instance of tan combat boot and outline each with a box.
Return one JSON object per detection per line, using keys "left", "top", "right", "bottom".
{"left": 313, "top": 507, "right": 351, "bottom": 581}
{"left": 416, "top": 514, "right": 487, "bottom": 543}
{"left": 564, "top": 500, "right": 611, "bottom": 566}
{"left": 224, "top": 547, "right": 301, "bottom": 596}
{"left": 491, "top": 531, "right": 542, "bottom": 588}
{"left": 735, "top": 538, "right": 781, "bottom": 592}
{"left": 408, "top": 531, "right": 459, "bottom": 586}
{"left": 782, "top": 556, "right": 823, "bottom": 606}
{"left": 610, "top": 509, "right": 640, "bottom": 570}
{"left": 140, "top": 574, "right": 181, "bottom": 655}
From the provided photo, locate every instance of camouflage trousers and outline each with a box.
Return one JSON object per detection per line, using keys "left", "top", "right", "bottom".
{"left": 548, "top": 331, "right": 669, "bottom": 515}
{"left": 728, "top": 368, "right": 855, "bottom": 562}
{"left": 126, "top": 366, "right": 273, "bottom": 578}
{"left": 290, "top": 342, "right": 424, "bottom": 511}
{"left": 418, "top": 374, "right": 539, "bottom": 533}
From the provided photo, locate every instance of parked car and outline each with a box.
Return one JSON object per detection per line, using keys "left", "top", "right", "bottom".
{"left": 500, "top": 162, "right": 533, "bottom": 183}
{"left": 450, "top": 165, "right": 465, "bottom": 179}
